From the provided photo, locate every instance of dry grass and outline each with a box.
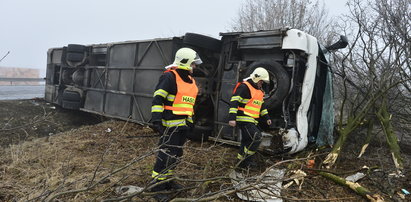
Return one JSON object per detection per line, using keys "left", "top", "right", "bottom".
{"left": 0, "top": 120, "right": 241, "bottom": 201}
{"left": 1, "top": 117, "right": 409, "bottom": 201}
{"left": 1, "top": 120, "right": 155, "bottom": 201}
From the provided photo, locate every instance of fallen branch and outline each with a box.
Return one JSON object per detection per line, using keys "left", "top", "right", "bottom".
{"left": 303, "top": 166, "right": 379, "bottom": 176}
{"left": 171, "top": 156, "right": 325, "bottom": 202}
{"left": 376, "top": 96, "right": 403, "bottom": 170}
{"left": 104, "top": 147, "right": 301, "bottom": 202}
{"left": 318, "top": 171, "right": 384, "bottom": 202}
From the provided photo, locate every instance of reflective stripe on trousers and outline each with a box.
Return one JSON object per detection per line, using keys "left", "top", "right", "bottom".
{"left": 152, "top": 127, "right": 187, "bottom": 179}
{"left": 238, "top": 123, "right": 262, "bottom": 157}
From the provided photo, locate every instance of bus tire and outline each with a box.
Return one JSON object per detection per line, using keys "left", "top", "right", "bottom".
{"left": 245, "top": 60, "right": 290, "bottom": 110}
{"left": 183, "top": 33, "right": 222, "bottom": 52}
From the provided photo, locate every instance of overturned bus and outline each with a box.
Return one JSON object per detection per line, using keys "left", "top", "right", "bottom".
{"left": 44, "top": 28, "right": 348, "bottom": 154}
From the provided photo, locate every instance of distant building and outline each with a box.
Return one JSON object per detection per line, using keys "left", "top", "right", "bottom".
{"left": 0, "top": 66, "right": 41, "bottom": 85}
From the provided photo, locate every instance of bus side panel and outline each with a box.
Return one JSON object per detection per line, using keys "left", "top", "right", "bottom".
{"left": 82, "top": 39, "right": 179, "bottom": 123}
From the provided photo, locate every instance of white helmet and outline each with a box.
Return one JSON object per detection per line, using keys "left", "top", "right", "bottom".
{"left": 173, "top": 47, "right": 202, "bottom": 70}
{"left": 250, "top": 67, "right": 269, "bottom": 83}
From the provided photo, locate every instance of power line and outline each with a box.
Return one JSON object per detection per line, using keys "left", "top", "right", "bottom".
{"left": 0, "top": 51, "right": 10, "bottom": 63}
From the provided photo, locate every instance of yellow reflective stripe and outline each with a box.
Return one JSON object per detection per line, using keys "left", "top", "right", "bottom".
{"left": 172, "top": 111, "right": 193, "bottom": 116}
{"left": 162, "top": 119, "right": 187, "bottom": 127}
{"left": 177, "top": 65, "right": 190, "bottom": 70}
{"left": 152, "top": 170, "right": 173, "bottom": 175}
{"left": 166, "top": 94, "right": 176, "bottom": 102}
{"left": 239, "top": 99, "right": 249, "bottom": 104}
{"left": 173, "top": 103, "right": 193, "bottom": 108}
{"left": 244, "top": 105, "right": 259, "bottom": 112}
{"left": 152, "top": 170, "right": 173, "bottom": 180}
{"left": 165, "top": 103, "right": 194, "bottom": 116}
{"left": 230, "top": 96, "right": 242, "bottom": 102}
{"left": 151, "top": 105, "right": 164, "bottom": 113}
{"left": 237, "top": 153, "right": 244, "bottom": 160}
{"left": 153, "top": 176, "right": 166, "bottom": 180}
{"left": 236, "top": 116, "right": 257, "bottom": 124}
{"left": 243, "top": 111, "right": 259, "bottom": 118}
{"left": 239, "top": 107, "right": 260, "bottom": 118}
{"left": 164, "top": 105, "right": 194, "bottom": 116}
{"left": 229, "top": 108, "right": 238, "bottom": 114}
{"left": 152, "top": 170, "right": 161, "bottom": 178}
{"left": 260, "top": 109, "right": 268, "bottom": 116}
{"left": 230, "top": 96, "right": 249, "bottom": 104}
{"left": 154, "top": 89, "right": 168, "bottom": 98}
{"left": 186, "top": 116, "right": 193, "bottom": 123}
{"left": 244, "top": 147, "right": 256, "bottom": 155}
{"left": 152, "top": 171, "right": 168, "bottom": 180}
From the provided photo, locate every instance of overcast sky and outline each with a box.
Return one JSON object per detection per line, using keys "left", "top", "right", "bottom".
{"left": 0, "top": 0, "right": 347, "bottom": 77}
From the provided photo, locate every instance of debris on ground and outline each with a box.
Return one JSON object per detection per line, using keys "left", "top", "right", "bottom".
{"left": 0, "top": 99, "right": 410, "bottom": 201}
{"left": 345, "top": 172, "right": 366, "bottom": 182}
{"left": 230, "top": 168, "right": 285, "bottom": 202}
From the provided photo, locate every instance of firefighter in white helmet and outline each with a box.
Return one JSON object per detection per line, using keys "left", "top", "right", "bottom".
{"left": 164, "top": 47, "right": 202, "bottom": 73}
{"left": 149, "top": 47, "right": 201, "bottom": 200}
{"left": 228, "top": 67, "right": 272, "bottom": 168}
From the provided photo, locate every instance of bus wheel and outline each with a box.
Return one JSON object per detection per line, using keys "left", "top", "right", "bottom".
{"left": 245, "top": 60, "right": 290, "bottom": 110}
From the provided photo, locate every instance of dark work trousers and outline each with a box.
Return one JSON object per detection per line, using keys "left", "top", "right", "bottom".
{"left": 153, "top": 126, "right": 188, "bottom": 175}
{"left": 238, "top": 123, "right": 262, "bottom": 156}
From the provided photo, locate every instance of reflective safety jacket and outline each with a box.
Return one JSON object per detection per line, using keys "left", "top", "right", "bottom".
{"left": 229, "top": 79, "right": 270, "bottom": 124}
{"left": 151, "top": 68, "right": 197, "bottom": 128}
{"left": 164, "top": 70, "right": 198, "bottom": 116}
{"left": 238, "top": 81, "right": 263, "bottom": 118}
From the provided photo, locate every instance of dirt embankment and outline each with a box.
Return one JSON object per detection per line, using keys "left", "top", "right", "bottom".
{"left": 0, "top": 99, "right": 101, "bottom": 147}
{"left": 0, "top": 99, "right": 410, "bottom": 201}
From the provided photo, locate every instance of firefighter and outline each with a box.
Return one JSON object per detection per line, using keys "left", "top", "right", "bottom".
{"left": 228, "top": 67, "right": 272, "bottom": 168}
{"left": 149, "top": 47, "right": 202, "bottom": 198}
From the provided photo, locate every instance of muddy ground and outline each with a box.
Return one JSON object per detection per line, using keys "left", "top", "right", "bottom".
{"left": 0, "top": 99, "right": 410, "bottom": 201}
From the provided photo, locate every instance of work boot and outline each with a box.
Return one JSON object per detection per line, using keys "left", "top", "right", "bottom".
{"left": 167, "top": 180, "right": 184, "bottom": 190}
{"left": 237, "top": 156, "right": 258, "bottom": 169}
{"left": 148, "top": 180, "right": 169, "bottom": 202}
{"left": 148, "top": 180, "right": 167, "bottom": 192}
{"left": 153, "top": 193, "right": 170, "bottom": 202}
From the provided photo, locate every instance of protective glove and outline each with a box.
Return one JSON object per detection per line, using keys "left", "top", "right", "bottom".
{"left": 151, "top": 121, "right": 165, "bottom": 134}
{"left": 229, "top": 120, "right": 236, "bottom": 127}
{"left": 187, "top": 121, "right": 194, "bottom": 130}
